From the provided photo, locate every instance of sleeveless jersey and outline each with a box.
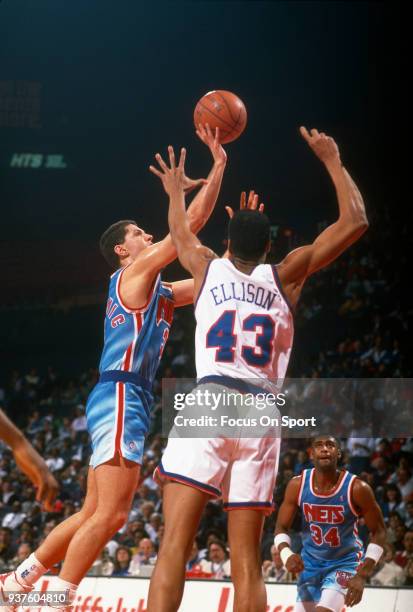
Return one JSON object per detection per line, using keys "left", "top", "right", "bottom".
{"left": 298, "top": 468, "right": 364, "bottom": 568}
{"left": 99, "top": 265, "right": 174, "bottom": 385}
{"left": 195, "top": 258, "right": 294, "bottom": 382}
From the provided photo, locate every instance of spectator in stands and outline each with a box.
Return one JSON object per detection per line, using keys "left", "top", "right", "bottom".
{"left": 129, "top": 537, "right": 156, "bottom": 574}
{"left": 87, "top": 547, "right": 114, "bottom": 577}
{"left": 370, "top": 543, "right": 405, "bottom": 586}
{"left": 0, "top": 527, "right": 15, "bottom": 568}
{"left": 380, "top": 484, "right": 404, "bottom": 521}
{"left": 200, "top": 540, "right": 231, "bottom": 579}
{"left": 2, "top": 500, "right": 26, "bottom": 529}
{"left": 395, "top": 531, "right": 413, "bottom": 568}
{"left": 11, "top": 542, "right": 32, "bottom": 567}
{"left": 112, "top": 546, "right": 132, "bottom": 577}
{"left": 395, "top": 467, "right": 413, "bottom": 502}
{"left": 186, "top": 538, "right": 203, "bottom": 572}
{"left": 262, "top": 545, "right": 293, "bottom": 582}
{"left": 404, "top": 558, "right": 413, "bottom": 586}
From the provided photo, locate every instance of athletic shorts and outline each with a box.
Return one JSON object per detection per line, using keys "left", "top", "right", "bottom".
{"left": 86, "top": 373, "right": 153, "bottom": 468}
{"left": 296, "top": 563, "right": 357, "bottom": 609}
{"left": 155, "top": 435, "right": 280, "bottom": 514}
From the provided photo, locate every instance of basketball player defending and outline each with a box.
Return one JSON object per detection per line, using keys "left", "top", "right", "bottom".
{"left": 0, "top": 125, "right": 226, "bottom": 610}
{"left": 147, "top": 127, "right": 369, "bottom": 612}
{"left": 274, "top": 436, "right": 386, "bottom": 611}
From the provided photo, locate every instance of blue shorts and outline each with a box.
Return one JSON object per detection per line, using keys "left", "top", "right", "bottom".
{"left": 297, "top": 563, "right": 357, "bottom": 603}
{"left": 86, "top": 378, "right": 153, "bottom": 468}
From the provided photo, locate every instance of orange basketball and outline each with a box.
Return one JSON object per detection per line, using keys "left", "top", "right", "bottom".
{"left": 193, "top": 90, "right": 247, "bottom": 144}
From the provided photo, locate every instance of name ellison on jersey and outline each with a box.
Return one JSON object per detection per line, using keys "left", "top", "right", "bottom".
{"left": 209, "top": 281, "right": 280, "bottom": 310}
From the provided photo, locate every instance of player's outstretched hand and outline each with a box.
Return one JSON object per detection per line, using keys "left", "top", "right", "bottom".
{"left": 225, "top": 190, "right": 265, "bottom": 219}
{"left": 285, "top": 553, "right": 305, "bottom": 574}
{"left": 345, "top": 574, "right": 366, "bottom": 607}
{"left": 300, "top": 126, "right": 341, "bottom": 166}
{"left": 149, "top": 146, "right": 188, "bottom": 197}
{"left": 13, "top": 438, "right": 59, "bottom": 511}
{"left": 150, "top": 146, "right": 207, "bottom": 195}
{"left": 196, "top": 123, "right": 227, "bottom": 166}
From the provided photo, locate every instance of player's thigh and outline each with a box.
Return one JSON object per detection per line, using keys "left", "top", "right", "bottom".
{"left": 161, "top": 482, "right": 210, "bottom": 557}
{"left": 94, "top": 454, "right": 140, "bottom": 514}
{"left": 79, "top": 467, "right": 98, "bottom": 516}
{"left": 227, "top": 509, "right": 265, "bottom": 570}
{"left": 316, "top": 588, "right": 345, "bottom": 612}
{"left": 223, "top": 437, "right": 279, "bottom": 512}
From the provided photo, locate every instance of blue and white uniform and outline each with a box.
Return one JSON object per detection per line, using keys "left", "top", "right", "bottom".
{"left": 296, "top": 468, "right": 363, "bottom": 608}
{"left": 86, "top": 265, "right": 174, "bottom": 468}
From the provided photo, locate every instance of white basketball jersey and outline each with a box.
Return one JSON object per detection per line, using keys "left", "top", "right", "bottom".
{"left": 195, "top": 258, "right": 294, "bottom": 382}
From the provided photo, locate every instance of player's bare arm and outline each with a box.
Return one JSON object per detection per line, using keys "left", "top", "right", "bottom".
{"left": 0, "top": 408, "right": 59, "bottom": 511}
{"left": 345, "top": 479, "right": 386, "bottom": 607}
{"left": 120, "top": 124, "right": 226, "bottom": 308}
{"left": 274, "top": 476, "right": 305, "bottom": 574}
{"left": 277, "top": 126, "right": 369, "bottom": 309}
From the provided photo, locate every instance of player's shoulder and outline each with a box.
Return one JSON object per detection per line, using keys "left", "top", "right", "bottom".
{"left": 285, "top": 474, "right": 304, "bottom": 498}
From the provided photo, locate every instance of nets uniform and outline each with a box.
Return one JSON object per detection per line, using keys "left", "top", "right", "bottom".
{"left": 156, "top": 258, "right": 294, "bottom": 513}
{"left": 296, "top": 468, "right": 364, "bottom": 608}
{"left": 87, "top": 265, "right": 174, "bottom": 468}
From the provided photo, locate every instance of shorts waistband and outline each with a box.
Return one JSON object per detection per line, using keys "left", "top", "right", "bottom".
{"left": 197, "top": 375, "right": 266, "bottom": 396}
{"left": 99, "top": 370, "right": 152, "bottom": 391}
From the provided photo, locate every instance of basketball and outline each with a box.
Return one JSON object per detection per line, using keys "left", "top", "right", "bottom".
{"left": 193, "top": 90, "right": 247, "bottom": 144}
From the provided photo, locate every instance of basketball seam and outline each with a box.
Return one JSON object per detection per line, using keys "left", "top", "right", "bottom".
{"left": 215, "top": 91, "right": 238, "bottom": 123}
{"left": 196, "top": 100, "right": 236, "bottom": 130}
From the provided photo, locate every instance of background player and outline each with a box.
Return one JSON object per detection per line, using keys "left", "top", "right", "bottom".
{"left": 0, "top": 408, "right": 58, "bottom": 511}
{"left": 147, "top": 126, "right": 368, "bottom": 612}
{"left": 274, "top": 435, "right": 386, "bottom": 611}
{"left": 0, "top": 124, "right": 226, "bottom": 610}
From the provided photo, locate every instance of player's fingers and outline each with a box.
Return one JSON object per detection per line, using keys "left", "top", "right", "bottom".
{"left": 225, "top": 206, "right": 234, "bottom": 219}
{"left": 155, "top": 153, "right": 168, "bottom": 172}
{"left": 259, "top": 203, "right": 265, "bottom": 213}
{"left": 251, "top": 194, "right": 259, "bottom": 210}
{"left": 214, "top": 126, "right": 220, "bottom": 145}
{"left": 168, "top": 145, "right": 176, "bottom": 170}
{"left": 205, "top": 123, "right": 213, "bottom": 141}
{"left": 178, "top": 147, "right": 186, "bottom": 171}
{"left": 240, "top": 191, "right": 246, "bottom": 209}
{"left": 149, "top": 165, "right": 163, "bottom": 178}
{"left": 299, "top": 126, "right": 311, "bottom": 142}
{"left": 310, "top": 128, "right": 320, "bottom": 138}
{"left": 247, "top": 190, "right": 255, "bottom": 207}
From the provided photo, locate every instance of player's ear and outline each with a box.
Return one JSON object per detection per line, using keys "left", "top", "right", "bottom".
{"left": 114, "top": 244, "right": 127, "bottom": 257}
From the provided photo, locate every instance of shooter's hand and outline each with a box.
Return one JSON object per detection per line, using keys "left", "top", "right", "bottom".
{"left": 196, "top": 123, "right": 227, "bottom": 166}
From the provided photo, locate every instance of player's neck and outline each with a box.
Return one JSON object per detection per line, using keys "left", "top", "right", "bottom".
{"left": 230, "top": 255, "right": 263, "bottom": 274}
{"left": 313, "top": 468, "right": 341, "bottom": 493}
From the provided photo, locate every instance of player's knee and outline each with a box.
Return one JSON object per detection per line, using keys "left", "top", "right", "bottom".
{"left": 95, "top": 508, "right": 129, "bottom": 534}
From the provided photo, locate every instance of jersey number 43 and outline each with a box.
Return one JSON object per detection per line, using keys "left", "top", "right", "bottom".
{"left": 206, "top": 310, "right": 275, "bottom": 367}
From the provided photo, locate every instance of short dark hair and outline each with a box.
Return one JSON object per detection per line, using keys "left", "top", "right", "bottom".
{"left": 228, "top": 210, "right": 270, "bottom": 260}
{"left": 99, "top": 220, "right": 137, "bottom": 270}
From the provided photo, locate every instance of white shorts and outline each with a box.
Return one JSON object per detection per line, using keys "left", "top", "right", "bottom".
{"left": 294, "top": 588, "right": 345, "bottom": 612}
{"left": 154, "top": 435, "right": 280, "bottom": 515}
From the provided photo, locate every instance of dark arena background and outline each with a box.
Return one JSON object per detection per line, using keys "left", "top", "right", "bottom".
{"left": 0, "top": 1, "right": 410, "bottom": 610}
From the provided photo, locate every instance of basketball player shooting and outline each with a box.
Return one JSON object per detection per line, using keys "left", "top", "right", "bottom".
{"left": 147, "top": 126, "right": 368, "bottom": 612}
{"left": 274, "top": 436, "right": 386, "bottom": 612}
{"left": 0, "top": 124, "right": 226, "bottom": 611}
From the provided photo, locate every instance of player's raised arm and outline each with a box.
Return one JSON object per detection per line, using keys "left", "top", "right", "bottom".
{"left": 345, "top": 479, "right": 386, "bottom": 607}
{"left": 277, "top": 127, "right": 369, "bottom": 307}
{"left": 136, "top": 124, "right": 226, "bottom": 276}
{"left": 0, "top": 408, "right": 59, "bottom": 511}
{"left": 274, "top": 476, "right": 305, "bottom": 574}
